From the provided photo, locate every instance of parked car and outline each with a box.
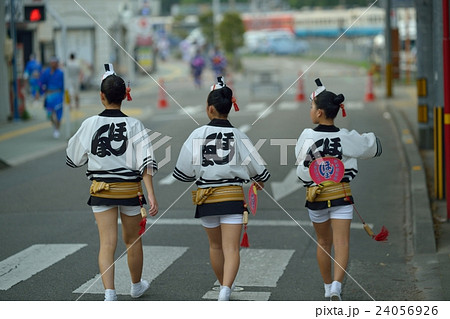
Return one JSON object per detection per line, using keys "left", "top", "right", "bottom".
{"left": 246, "top": 29, "right": 309, "bottom": 55}
{"left": 265, "top": 37, "right": 310, "bottom": 55}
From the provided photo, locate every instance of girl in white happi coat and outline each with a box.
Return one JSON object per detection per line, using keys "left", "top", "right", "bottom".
{"left": 295, "top": 79, "right": 382, "bottom": 301}
{"left": 173, "top": 77, "right": 270, "bottom": 301}
{"left": 66, "top": 65, "right": 158, "bottom": 301}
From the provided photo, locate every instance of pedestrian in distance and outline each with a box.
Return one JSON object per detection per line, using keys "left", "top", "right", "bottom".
{"left": 295, "top": 79, "right": 382, "bottom": 301}
{"left": 173, "top": 76, "right": 270, "bottom": 301}
{"left": 210, "top": 46, "right": 227, "bottom": 79}
{"left": 66, "top": 64, "right": 159, "bottom": 301}
{"left": 66, "top": 53, "right": 83, "bottom": 109}
{"left": 190, "top": 49, "right": 206, "bottom": 89}
{"left": 40, "top": 56, "right": 64, "bottom": 138}
{"left": 23, "top": 53, "right": 42, "bottom": 100}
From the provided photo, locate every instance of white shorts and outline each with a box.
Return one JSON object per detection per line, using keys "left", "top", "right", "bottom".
{"left": 91, "top": 205, "right": 141, "bottom": 216}
{"left": 308, "top": 205, "right": 353, "bottom": 223}
{"left": 200, "top": 214, "right": 243, "bottom": 228}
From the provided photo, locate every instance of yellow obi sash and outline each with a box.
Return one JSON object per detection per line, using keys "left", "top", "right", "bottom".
{"left": 90, "top": 180, "right": 142, "bottom": 199}
{"left": 192, "top": 185, "right": 244, "bottom": 205}
{"left": 306, "top": 182, "right": 351, "bottom": 203}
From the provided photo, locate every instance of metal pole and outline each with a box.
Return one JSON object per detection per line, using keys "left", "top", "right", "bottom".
{"left": 385, "top": 0, "right": 393, "bottom": 97}
{"left": 9, "top": 0, "right": 19, "bottom": 121}
{"left": 442, "top": 0, "right": 450, "bottom": 220}
{"left": 416, "top": 0, "right": 434, "bottom": 149}
{"left": 0, "top": 0, "right": 11, "bottom": 123}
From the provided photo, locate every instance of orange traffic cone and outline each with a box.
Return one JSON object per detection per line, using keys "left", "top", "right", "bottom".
{"left": 158, "top": 78, "right": 168, "bottom": 108}
{"left": 296, "top": 72, "right": 305, "bottom": 102}
{"left": 364, "top": 72, "right": 375, "bottom": 102}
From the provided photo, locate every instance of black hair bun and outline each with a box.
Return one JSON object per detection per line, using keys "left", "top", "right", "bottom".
{"left": 333, "top": 94, "right": 345, "bottom": 105}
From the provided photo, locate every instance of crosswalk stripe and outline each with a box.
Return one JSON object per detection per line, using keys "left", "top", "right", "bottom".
{"left": 246, "top": 102, "right": 266, "bottom": 111}
{"left": 279, "top": 101, "right": 299, "bottom": 110}
{"left": 203, "top": 249, "right": 295, "bottom": 301}
{"left": 345, "top": 101, "right": 364, "bottom": 110}
{"left": 178, "top": 105, "right": 202, "bottom": 115}
{"left": 158, "top": 173, "right": 176, "bottom": 185}
{"left": 233, "top": 249, "right": 295, "bottom": 287}
{"left": 0, "top": 244, "right": 87, "bottom": 291}
{"left": 238, "top": 124, "right": 251, "bottom": 133}
{"left": 73, "top": 246, "right": 188, "bottom": 295}
{"left": 203, "top": 290, "right": 271, "bottom": 301}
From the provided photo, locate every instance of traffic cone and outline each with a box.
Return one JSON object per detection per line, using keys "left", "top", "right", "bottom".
{"left": 364, "top": 72, "right": 376, "bottom": 102}
{"left": 296, "top": 72, "right": 305, "bottom": 102}
{"left": 158, "top": 78, "right": 168, "bottom": 108}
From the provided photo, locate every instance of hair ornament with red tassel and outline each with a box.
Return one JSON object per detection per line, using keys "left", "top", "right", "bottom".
{"left": 340, "top": 103, "right": 346, "bottom": 117}
{"left": 126, "top": 81, "right": 132, "bottom": 101}
{"left": 232, "top": 96, "right": 239, "bottom": 112}
{"left": 137, "top": 192, "right": 147, "bottom": 236}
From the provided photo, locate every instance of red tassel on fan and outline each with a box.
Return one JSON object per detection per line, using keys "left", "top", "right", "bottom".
{"left": 240, "top": 225, "right": 249, "bottom": 248}
{"left": 137, "top": 192, "right": 147, "bottom": 236}
{"left": 139, "top": 217, "right": 147, "bottom": 236}
{"left": 374, "top": 225, "right": 389, "bottom": 241}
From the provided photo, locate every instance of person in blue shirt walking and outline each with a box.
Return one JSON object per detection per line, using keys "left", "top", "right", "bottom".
{"left": 40, "top": 56, "right": 64, "bottom": 138}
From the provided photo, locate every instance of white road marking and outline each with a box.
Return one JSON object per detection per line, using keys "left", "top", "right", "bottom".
{"left": 257, "top": 107, "right": 274, "bottom": 119}
{"left": 345, "top": 101, "right": 364, "bottom": 110}
{"left": 202, "top": 249, "right": 295, "bottom": 301}
{"left": 158, "top": 173, "right": 176, "bottom": 185}
{"left": 203, "top": 290, "right": 271, "bottom": 301}
{"left": 278, "top": 101, "right": 299, "bottom": 110}
{"left": 73, "top": 246, "right": 188, "bottom": 295}
{"left": 246, "top": 103, "right": 266, "bottom": 111}
{"left": 271, "top": 168, "right": 303, "bottom": 201}
{"left": 0, "top": 244, "right": 87, "bottom": 291}
{"left": 238, "top": 124, "right": 251, "bottom": 134}
{"left": 178, "top": 105, "right": 203, "bottom": 115}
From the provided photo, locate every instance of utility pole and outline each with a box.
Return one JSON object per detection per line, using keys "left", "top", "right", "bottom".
{"left": 385, "top": 0, "right": 393, "bottom": 97}
{"left": 442, "top": 0, "right": 450, "bottom": 220}
{"left": 1, "top": 0, "right": 11, "bottom": 123}
{"left": 415, "top": 0, "right": 434, "bottom": 149}
{"left": 9, "top": 0, "right": 19, "bottom": 121}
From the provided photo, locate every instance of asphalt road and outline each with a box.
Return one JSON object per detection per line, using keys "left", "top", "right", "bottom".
{"left": 0, "top": 56, "right": 424, "bottom": 302}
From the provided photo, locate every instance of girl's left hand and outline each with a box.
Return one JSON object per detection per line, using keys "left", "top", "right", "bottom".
{"left": 147, "top": 193, "right": 159, "bottom": 217}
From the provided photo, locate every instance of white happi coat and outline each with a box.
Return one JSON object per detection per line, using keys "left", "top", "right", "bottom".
{"left": 66, "top": 109, "right": 157, "bottom": 183}
{"left": 173, "top": 119, "right": 270, "bottom": 188}
{"left": 295, "top": 124, "right": 382, "bottom": 187}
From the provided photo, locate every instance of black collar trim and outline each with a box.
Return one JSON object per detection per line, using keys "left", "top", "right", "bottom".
{"left": 314, "top": 124, "right": 340, "bottom": 132}
{"left": 207, "top": 118, "right": 233, "bottom": 128}
{"left": 99, "top": 109, "right": 128, "bottom": 117}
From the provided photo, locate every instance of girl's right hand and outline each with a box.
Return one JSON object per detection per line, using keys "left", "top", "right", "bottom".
{"left": 253, "top": 182, "right": 264, "bottom": 190}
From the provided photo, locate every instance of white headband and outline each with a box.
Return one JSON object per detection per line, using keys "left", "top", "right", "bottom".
{"left": 102, "top": 63, "right": 115, "bottom": 81}
{"left": 310, "top": 78, "right": 326, "bottom": 101}
{"left": 210, "top": 76, "right": 226, "bottom": 91}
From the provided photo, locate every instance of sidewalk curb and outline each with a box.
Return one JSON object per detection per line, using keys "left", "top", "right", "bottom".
{"left": 387, "top": 103, "right": 445, "bottom": 300}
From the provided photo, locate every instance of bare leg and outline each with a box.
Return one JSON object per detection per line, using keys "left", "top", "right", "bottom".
{"left": 121, "top": 212, "right": 144, "bottom": 284}
{"left": 331, "top": 219, "right": 351, "bottom": 283}
{"left": 204, "top": 226, "right": 224, "bottom": 284}
{"left": 313, "top": 220, "right": 333, "bottom": 284}
{"left": 220, "top": 224, "right": 242, "bottom": 288}
{"left": 94, "top": 208, "right": 118, "bottom": 289}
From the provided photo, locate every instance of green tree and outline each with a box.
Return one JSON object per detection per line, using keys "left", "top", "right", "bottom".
{"left": 198, "top": 10, "right": 215, "bottom": 47}
{"left": 217, "top": 11, "right": 245, "bottom": 69}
